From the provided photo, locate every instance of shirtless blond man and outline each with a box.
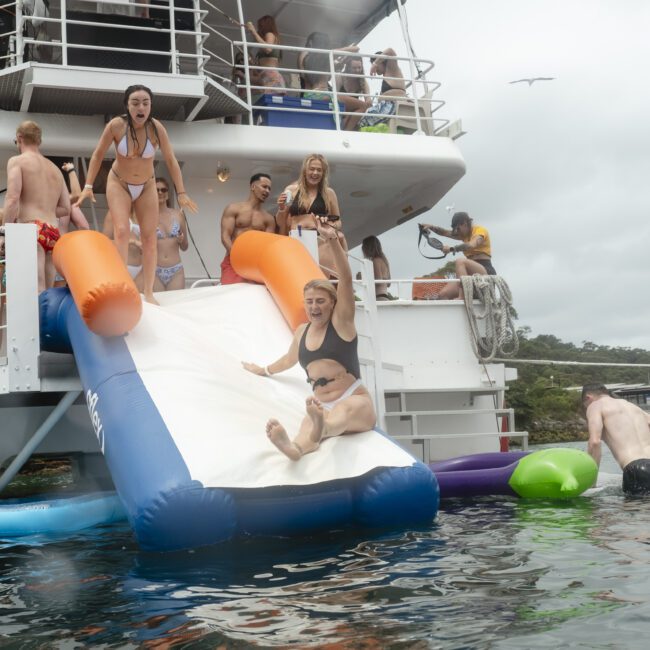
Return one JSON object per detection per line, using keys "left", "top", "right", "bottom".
{"left": 220, "top": 173, "right": 276, "bottom": 284}
{"left": 2, "top": 121, "right": 71, "bottom": 292}
{"left": 583, "top": 383, "right": 650, "bottom": 494}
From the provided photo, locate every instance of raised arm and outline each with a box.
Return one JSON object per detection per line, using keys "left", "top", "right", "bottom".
{"left": 316, "top": 219, "right": 355, "bottom": 324}
{"left": 246, "top": 22, "right": 277, "bottom": 56}
{"left": 155, "top": 119, "right": 198, "bottom": 214}
{"left": 242, "top": 324, "right": 305, "bottom": 377}
{"left": 62, "top": 162, "right": 82, "bottom": 202}
{"left": 276, "top": 183, "right": 297, "bottom": 236}
{"left": 419, "top": 223, "right": 454, "bottom": 239}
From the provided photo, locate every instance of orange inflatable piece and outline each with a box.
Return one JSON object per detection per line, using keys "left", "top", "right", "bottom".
{"left": 230, "top": 231, "right": 325, "bottom": 330}
{"left": 52, "top": 231, "right": 142, "bottom": 337}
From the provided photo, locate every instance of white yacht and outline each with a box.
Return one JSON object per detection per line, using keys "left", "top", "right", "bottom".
{"left": 0, "top": 0, "right": 525, "bottom": 508}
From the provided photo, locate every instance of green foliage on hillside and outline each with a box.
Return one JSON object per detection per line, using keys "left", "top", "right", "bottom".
{"left": 507, "top": 326, "right": 650, "bottom": 431}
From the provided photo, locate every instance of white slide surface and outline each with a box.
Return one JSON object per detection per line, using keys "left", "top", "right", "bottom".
{"left": 125, "top": 285, "right": 414, "bottom": 489}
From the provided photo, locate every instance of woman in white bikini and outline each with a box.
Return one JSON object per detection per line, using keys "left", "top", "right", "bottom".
{"left": 243, "top": 217, "right": 376, "bottom": 461}
{"left": 75, "top": 84, "right": 197, "bottom": 304}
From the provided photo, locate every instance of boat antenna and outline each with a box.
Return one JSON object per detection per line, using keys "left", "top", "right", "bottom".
{"left": 394, "top": 0, "right": 424, "bottom": 81}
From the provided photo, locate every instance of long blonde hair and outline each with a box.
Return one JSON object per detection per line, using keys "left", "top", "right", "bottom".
{"left": 297, "top": 153, "right": 332, "bottom": 214}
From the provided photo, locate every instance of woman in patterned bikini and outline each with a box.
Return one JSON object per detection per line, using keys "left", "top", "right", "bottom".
{"left": 144, "top": 177, "right": 188, "bottom": 292}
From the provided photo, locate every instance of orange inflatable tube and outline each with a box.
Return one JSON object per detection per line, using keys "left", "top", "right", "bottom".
{"left": 230, "top": 231, "right": 325, "bottom": 330}
{"left": 52, "top": 231, "right": 142, "bottom": 337}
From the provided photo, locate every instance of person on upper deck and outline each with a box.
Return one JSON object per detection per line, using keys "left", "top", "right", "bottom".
{"left": 337, "top": 54, "right": 372, "bottom": 130}
{"left": 276, "top": 153, "right": 347, "bottom": 279}
{"left": 74, "top": 84, "right": 198, "bottom": 305}
{"left": 582, "top": 383, "right": 650, "bottom": 495}
{"left": 361, "top": 235, "right": 392, "bottom": 300}
{"left": 148, "top": 177, "right": 189, "bottom": 292}
{"left": 1, "top": 121, "right": 71, "bottom": 293}
{"left": 358, "top": 47, "right": 407, "bottom": 129}
{"left": 298, "top": 32, "right": 331, "bottom": 100}
{"left": 298, "top": 36, "right": 363, "bottom": 102}
{"left": 245, "top": 15, "right": 285, "bottom": 96}
{"left": 220, "top": 173, "right": 276, "bottom": 285}
{"left": 419, "top": 211, "right": 496, "bottom": 300}
{"left": 242, "top": 217, "right": 376, "bottom": 461}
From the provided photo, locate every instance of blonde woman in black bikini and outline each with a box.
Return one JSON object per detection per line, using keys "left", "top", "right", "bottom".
{"left": 75, "top": 85, "right": 197, "bottom": 304}
{"left": 243, "top": 217, "right": 376, "bottom": 461}
{"left": 276, "top": 153, "right": 348, "bottom": 278}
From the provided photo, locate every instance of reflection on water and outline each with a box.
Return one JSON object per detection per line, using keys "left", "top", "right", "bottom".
{"left": 1, "top": 446, "right": 649, "bottom": 648}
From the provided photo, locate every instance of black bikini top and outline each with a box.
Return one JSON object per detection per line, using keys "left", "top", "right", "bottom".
{"left": 298, "top": 321, "right": 361, "bottom": 380}
{"left": 289, "top": 190, "right": 327, "bottom": 217}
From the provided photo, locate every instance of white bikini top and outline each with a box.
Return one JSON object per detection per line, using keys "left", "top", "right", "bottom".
{"left": 117, "top": 131, "right": 156, "bottom": 159}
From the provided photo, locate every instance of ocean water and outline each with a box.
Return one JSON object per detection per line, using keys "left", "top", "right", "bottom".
{"left": 1, "top": 444, "right": 649, "bottom": 649}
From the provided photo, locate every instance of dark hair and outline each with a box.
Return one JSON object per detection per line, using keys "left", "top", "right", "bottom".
{"left": 362, "top": 235, "right": 384, "bottom": 259}
{"left": 362, "top": 235, "right": 390, "bottom": 272}
{"left": 451, "top": 211, "right": 472, "bottom": 231}
{"left": 305, "top": 32, "right": 331, "bottom": 50}
{"left": 582, "top": 383, "right": 610, "bottom": 401}
{"left": 369, "top": 50, "right": 384, "bottom": 64}
{"left": 250, "top": 172, "right": 271, "bottom": 185}
{"left": 122, "top": 85, "right": 159, "bottom": 155}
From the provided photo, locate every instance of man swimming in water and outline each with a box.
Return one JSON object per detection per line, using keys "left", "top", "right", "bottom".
{"left": 220, "top": 173, "right": 276, "bottom": 284}
{"left": 582, "top": 383, "right": 650, "bottom": 494}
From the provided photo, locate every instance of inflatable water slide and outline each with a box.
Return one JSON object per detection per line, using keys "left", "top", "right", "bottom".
{"left": 37, "top": 231, "right": 438, "bottom": 551}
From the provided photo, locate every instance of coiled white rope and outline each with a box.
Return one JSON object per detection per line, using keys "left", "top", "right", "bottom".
{"left": 461, "top": 275, "right": 519, "bottom": 362}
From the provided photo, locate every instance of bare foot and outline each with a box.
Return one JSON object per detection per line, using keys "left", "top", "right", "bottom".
{"left": 144, "top": 292, "right": 160, "bottom": 306}
{"left": 306, "top": 396, "right": 325, "bottom": 443}
{"left": 266, "top": 419, "right": 301, "bottom": 461}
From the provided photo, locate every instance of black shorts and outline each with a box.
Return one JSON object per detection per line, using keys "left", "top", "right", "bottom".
{"left": 622, "top": 458, "right": 650, "bottom": 495}
{"left": 473, "top": 258, "right": 497, "bottom": 276}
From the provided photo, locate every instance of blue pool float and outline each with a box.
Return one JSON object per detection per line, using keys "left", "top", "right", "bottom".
{"left": 0, "top": 491, "right": 126, "bottom": 537}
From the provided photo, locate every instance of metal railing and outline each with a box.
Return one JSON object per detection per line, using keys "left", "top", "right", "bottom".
{"left": 2, "top": 0, "right": 208, "bottom": 73}
{"left": 231, "top": 40, "right": 448, "bottom": 134}
{"left": 1, "top": 1, "right": 449, "bottom": 134}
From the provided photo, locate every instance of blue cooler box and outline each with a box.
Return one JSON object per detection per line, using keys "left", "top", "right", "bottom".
{"left": 255, "top": 94, "right": 342, "bottom": 129}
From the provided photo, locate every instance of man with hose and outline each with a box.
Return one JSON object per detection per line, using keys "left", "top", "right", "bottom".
{"left": 419, "top": 211, "right": 495, "bottom": 300}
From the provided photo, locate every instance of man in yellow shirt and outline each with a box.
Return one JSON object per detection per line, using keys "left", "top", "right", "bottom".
{"left": 419, "top": 211, "right": 496, "bottom": 299}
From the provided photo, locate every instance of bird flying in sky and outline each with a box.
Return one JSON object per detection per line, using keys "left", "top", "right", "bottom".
{"left": 509, "top": 77, "right": 556, "bottom": 86}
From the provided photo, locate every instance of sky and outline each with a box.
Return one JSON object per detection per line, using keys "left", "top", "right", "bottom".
{"left": 354, "top": 0, "right": 650, "bottom": 350}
